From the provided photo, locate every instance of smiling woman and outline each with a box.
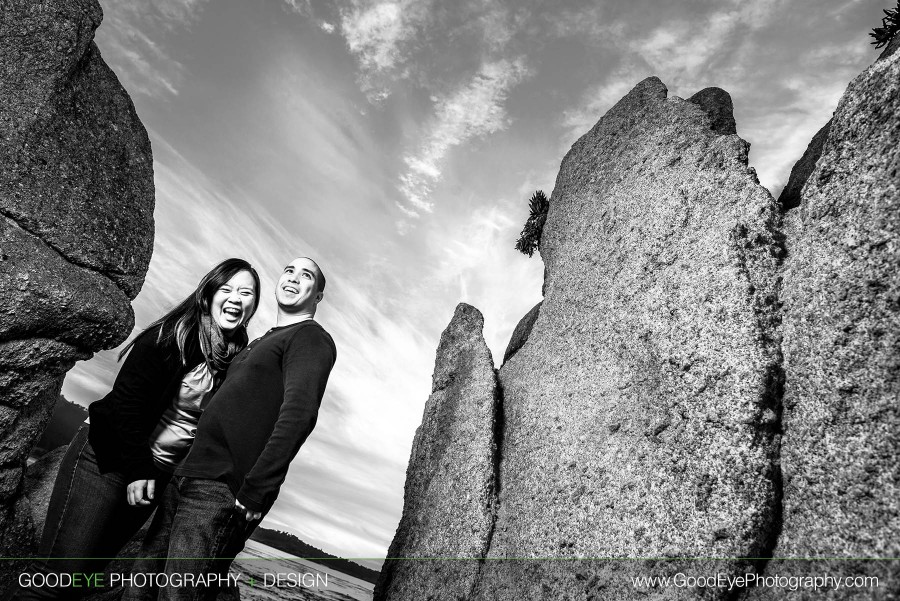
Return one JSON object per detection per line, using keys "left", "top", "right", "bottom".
{"left": 211, "top": 270, "right": 259, "bottom": 331}
{"left": 16, "top": 259, "right": 261, "bottom": 601}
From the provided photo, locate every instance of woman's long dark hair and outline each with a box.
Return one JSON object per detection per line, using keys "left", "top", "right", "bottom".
{"left": 119, "top": 258, "right": 262, "bottom": 366}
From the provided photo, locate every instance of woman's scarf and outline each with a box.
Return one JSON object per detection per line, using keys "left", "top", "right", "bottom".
{"left": 198, "top": 312, "right": 247, "bottom": 373}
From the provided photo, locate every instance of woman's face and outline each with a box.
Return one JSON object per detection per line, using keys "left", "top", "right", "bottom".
{"left": 210, "top": 270, "right": 257, "bottom": 331}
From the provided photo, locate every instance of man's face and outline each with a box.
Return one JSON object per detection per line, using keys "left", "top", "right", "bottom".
{"left": 275, "top": 257, "right": 323, "bottom": 313}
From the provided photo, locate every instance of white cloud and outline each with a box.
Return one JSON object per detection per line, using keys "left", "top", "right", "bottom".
{"left": 341, "top": 2, "right": 405, "bottom": 71}
{"left": 624, "top": 0, "right": 780, "bottom": 85}
{"left": 397, "top": 58, "right": 531, "bottom": 217}
{"left": 547, "top": 4, "right": 607, "bottom": 39}
{"left": 95, "top": 0, "right": 210, "bottom": 97}
{"left": 150, "top": 0, "right": 209, "bottom": 27}
{"left": 478, "top": 3, "right": 521, "bottom": 53}
{"left": 335, "top": 0, "right": 533, "bottom": 224}
{"left": 281, "top": 0, "right": 312, "bottom": 15}
{"left": 338, "top": 0, "right": 433, "bottom": 100}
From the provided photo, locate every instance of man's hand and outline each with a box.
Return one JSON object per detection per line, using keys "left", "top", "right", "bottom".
{"left": 127, "top": 479, "right": 155, "bottom": 506}
{"left": 234, "top": 499, "right": 262, "bottom": 521}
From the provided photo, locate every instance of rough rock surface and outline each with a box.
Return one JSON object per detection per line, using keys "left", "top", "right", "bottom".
{"left": 0, "top": 0, "right": 155, "bottom": 297}
{"left": 777, "top": 120, "right": 832, "bottom": 212}
{"left": 501, "top": 302, "right": 540, "bottom": 365}
{"left": 0, "top": 0, "right": 154, "bottom": 589}
{"left": 751, "top": 42, "right": 900, "bottom": 600}
{"left": 375, "top": 304, "right": 499, "bottom": 601}
{"left": 473, "top": 77, "right": 784, "bottom": 599}
{"left": 379, "top": 48, "right": 900, "bottom": 601}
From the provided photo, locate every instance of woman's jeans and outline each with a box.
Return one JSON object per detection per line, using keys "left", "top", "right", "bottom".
{"left": 122, "top": 476, "right": 260, "bottom": 601}
{"left": 16, "top": 425, "right": 168, "bottom": 600}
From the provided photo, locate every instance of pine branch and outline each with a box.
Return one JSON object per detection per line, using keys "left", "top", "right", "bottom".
{"left": 870, "top": 1, "right": 900, "bottom": 48}
{"left": 515, "top": 190, "right": 550, "bottom": 257}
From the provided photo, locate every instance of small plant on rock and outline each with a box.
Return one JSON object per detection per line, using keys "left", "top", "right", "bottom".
{"left": 871, "top": 1, "right": 900, "bottom": 48}
{"left": 515, "top": 190, "right": 550, "bottom": 257}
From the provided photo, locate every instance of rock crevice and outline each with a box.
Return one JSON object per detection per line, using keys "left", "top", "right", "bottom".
{"left": 0, "top": 207, "right": 131, "bottom": 298}
{"left": 745, "top": 35, "right": 900, "bottom": 601}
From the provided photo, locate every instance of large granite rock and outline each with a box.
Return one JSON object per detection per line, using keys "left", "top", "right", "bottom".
{"left": 0, "top": 0, "right": 154, "bottom": 589}
{"left": 0, "top": 0, "right": 155, "bottom": 297}
{"left": 375, "top": 304, "right": 499, "bottom": 601}
{"left": 752, "top": 40, "right": 900, "bottom": 599}
{"left": 473, "top": 77, "right": 784, "bottom": 599}
{"left": 378, "top": 40, "right": 900, "bottom": 601}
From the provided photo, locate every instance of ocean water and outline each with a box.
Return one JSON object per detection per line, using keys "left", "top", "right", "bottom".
{"left": 234, "top": 540, "right": 374, "bottom": 601}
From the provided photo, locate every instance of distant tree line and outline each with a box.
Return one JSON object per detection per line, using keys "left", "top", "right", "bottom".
{"left": 248, "top": 527, "right": 380, "bottom": 584}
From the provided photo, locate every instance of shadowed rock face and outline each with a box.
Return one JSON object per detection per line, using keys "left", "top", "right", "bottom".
{"left": 749, "top": 41, "right": 900, "bottom": 601}
{"left": 0, "top": 0, "right": 154, "bottom": 583}
{"left": 687, "top": 87, "right": 738, "bottom": 136}
{"left": 375, "top": 304, "right": 499, "bottom": 601}
{"left": 501, "top": 302, "right": 540, "bottom": 365}
{"left": 777, "top": 120, "right": 832, "bottom": 212}
{"left": 474, "top": 77, "right": 783, "bottom": 599}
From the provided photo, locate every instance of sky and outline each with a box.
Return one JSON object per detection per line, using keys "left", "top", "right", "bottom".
{"left": 62, "top": 0, "right": 890, "bottom": 569}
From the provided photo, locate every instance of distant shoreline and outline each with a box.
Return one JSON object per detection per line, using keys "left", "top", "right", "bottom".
{"left": 249, "top": 527, "right": 380, "bottom": 584}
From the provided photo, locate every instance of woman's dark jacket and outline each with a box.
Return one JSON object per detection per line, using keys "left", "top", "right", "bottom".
{"left": 88, "top": 326, "right": 204, "bottom": 482}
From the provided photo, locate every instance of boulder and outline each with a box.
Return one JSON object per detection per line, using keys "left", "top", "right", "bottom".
{"left": 0, "top": 0, "right": 155, "bottom": 298}
{"left": 375, "top": 304, "right": 499, "bottom": 601}
{"left": 0, "top": 0, "right": 155, "bottom": 589}
{"left": 475, "top": 77, "right": 784, "bottom": 599}
{"left": 752, "top": 39, "right": 900, "bottom": 600}
{"left": 687, "top": 87, "right": 737, "bottom": 135}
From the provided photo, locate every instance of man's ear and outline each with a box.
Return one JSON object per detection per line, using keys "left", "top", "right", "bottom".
{"left": 315, "top": 291, "right": 324, "bottom": 304}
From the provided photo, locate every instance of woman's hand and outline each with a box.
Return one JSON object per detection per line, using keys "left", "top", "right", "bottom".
{"left": 127, "top": 479, "right": 156, "bottom": 506}
{"left": 234, "top": 499, "right": 262, "bottom": 521}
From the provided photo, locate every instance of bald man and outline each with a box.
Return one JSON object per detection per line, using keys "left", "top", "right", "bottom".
{"left": 127, "top": 258, "right": 337, "bottom": 601}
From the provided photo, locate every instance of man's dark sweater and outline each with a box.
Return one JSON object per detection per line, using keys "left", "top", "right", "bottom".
{"left": 176, "top": 320, "right": 336, "bottom": 512}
